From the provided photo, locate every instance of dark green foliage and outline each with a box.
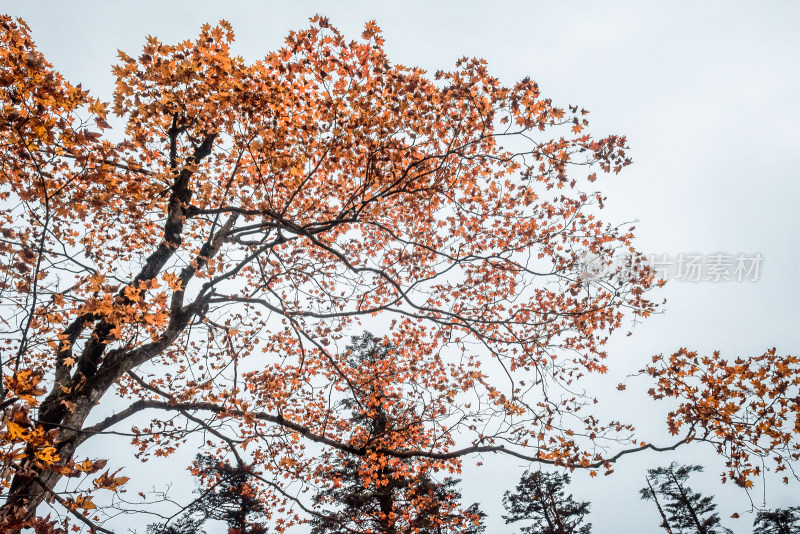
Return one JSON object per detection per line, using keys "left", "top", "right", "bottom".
{"left": 309, "top": 461, "right": 484, "bottom": 534}
{"left": 502, "top": 470, "right": 591, "bottom": 534}
{"left": 147, "top": 513, "right": 205, "bottom": 534}
{"left": 753, "top": 507, "right": 800, "bottom": 534}
{"left": 189, "top": 455, "right": 267, "bottom": 534}
{"left": 640, "top": 471, "right": 674, "bottom": 534}
{"left": 640, "top": 463, "right": 730, "bottom": 534}
{"left": 147, "top": 454, "right": 267, "bottom": 534}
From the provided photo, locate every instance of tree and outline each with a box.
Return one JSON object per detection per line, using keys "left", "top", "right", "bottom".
{"left": 640, "top": 464, "right": 731, "bottom": 534}
{"left": 147, "top": 454, "right": 268, "bottom": 534}
{"left": 310, "top": 459, "right": 484, "bottom": 534}
{"left": 308, "top": 333, "right": 485, "bottom": 534}
{"left": 0, "top": 13, "right": 798, "bottom": 533}
{"left": 753, "top": 507, "right": 800, "bottom": 534}
{"left": 502, "top": 470, "right": 591, "bottom": 534}
{"left": 645, "top": 349, "right": 800, "bottom": 489}
{"left": 640, "top": 470, "right": 675, "bottom": 534}
{"left": 148, "top": 514, "right": 204, "bottom": 534}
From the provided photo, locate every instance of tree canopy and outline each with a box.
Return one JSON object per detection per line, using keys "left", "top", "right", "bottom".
{"left": 147, "top": 453, "right": 268, "bottom": 534}
{"left": 307, "top": 332, "right": 485, "bottom": 534}
{"left": 753, "top": 507, "right": 800, "bottom": 534}
{"left": 0, "top": 14, "right": 798, "bottom": 533}
{"left": 640, "top": 463, "right": 731, "bottom": 534}
{"left": 503, "top": 470, "right": 591, "bottom": 534}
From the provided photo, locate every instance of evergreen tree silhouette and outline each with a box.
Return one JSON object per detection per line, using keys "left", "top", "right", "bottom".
{"left": 640, "top": 463, "right": 730, "bottom": 534}
{"left": 147, "top": 454, "right": 267, "bottom": 534}
{"left": 310, "top": 460, "right": 485, "bottom": 534}
{"left": 640, "top": 471, "right": 674, "bottom": 534}
{"left": 502, "top": 470, "right": 591, "bottom": 534}
{"left": 309, "top": 332, "right": 485, "bottom": 534}
{"left": 753, "top": 507, "right": 800, "bottom": 534}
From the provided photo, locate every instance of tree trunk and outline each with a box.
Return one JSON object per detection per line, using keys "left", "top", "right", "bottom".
{"left": 667, "top": 468, "right": 706, "bottom": 534}
{"left": 646, "top": 475, "right": 674, "bottom": 534}
{"left": 547, "top": 492, "right": 567, "bottom": 534}
{"left": 0, "top": 135, "right": 221, "bottom": 528}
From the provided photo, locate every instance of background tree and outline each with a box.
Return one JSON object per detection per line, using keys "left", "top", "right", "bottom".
{"left": 148, "top": 514, "right": 204, "bottom": 534}
{"left": 640, "top": 471, "right": 674, "bottom": 534}
{"left": 148, "top": 454, "right": 267, "bottom": 534}
{"left": 502, "top": 470, "right": 591, "bottom": 534}
{"left": 309, "top": 333, "right": 485, "bottom": 534}
{"left": 1, "top": 13, "right": 798, "bottom": 533}
{"left": 641, "top": 464, "right": 730, "bottom": 534}
{"left": 310, "top": 460, "right": 484, "bottom": 534}
{"left": 753, "top": 507, "right": 800, "bottom": 534}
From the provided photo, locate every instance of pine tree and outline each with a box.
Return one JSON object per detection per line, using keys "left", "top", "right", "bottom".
{"left": 502, "top": 470, "right": 591, "bottom": 534}
{"left": 309, "top": 459, "right": 484, "bottom": 534}
{"left": 148, "top": 454, "right": 267, "bottom": 534}
{"left": 753, "top": 507, "right": 800, "bottom": 534}
{"left": 309, "top": 333, "right": 485, "bottom": 534}
{"left": 147, "top": 514, "right": 205, "bottom": 534}
{"left": 641, "top": 463, "right": 730, "bottom": 534}
{"left": 640, "top": 472, "right": 674, "bottom": 534}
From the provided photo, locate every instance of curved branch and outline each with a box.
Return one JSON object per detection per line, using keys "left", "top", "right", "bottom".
{"left": 76, "top": 398, "right": 692, "bottom": 469}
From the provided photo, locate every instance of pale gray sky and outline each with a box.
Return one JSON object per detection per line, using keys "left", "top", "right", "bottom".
{"left": 5, "top": 1, "right": 800, "bottom": 532}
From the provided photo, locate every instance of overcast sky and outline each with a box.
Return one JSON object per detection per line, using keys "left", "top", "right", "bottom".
{"left": 5, "top": 1, "right": 800, "bottom": 533}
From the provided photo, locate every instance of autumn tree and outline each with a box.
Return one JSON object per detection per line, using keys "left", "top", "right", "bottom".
{"left": 753, "top": 507, "right": 800, "bottom": 534}
{"left": 645, "top": 349, "right": 800, "bottom": 489}
{"left": 502, "top": 470, "right": 591, "bottom": 534}
{"left": 147, "top": 453, "right": 267, "bottom": 534}
{"left": 640, "top": 464, "right": 731, "bottom": 534}
{"left": 1, "top": 13, "right": 798, "bottom": 533}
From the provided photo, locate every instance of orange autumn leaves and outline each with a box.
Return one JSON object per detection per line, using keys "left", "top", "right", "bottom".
{"left": 646, "top": 348, "right": 800, "bottom": 488}
{"left": 0, "top": 12, "right": 793, "bottom": 533}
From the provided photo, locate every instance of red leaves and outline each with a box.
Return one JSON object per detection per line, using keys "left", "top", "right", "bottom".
{"left": 0, "top": 14, "right": 671, "bottom": 529}
{"left": 62, "top": 494, "right": 96, "bottom": 511}
{"left": 93, "top": 468, "right": 130, "bottom": 491}
{"left": 645, "top": 348, "right": 800, "bottom": 488}
{"left": 75, "top": 459, "right": 107, "bottom": 474}
{"left": 4, "top": 369, "right": 47, "bottom": 404}
{"left": 361, "top": 20, "right": 382, "bottom": 41}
